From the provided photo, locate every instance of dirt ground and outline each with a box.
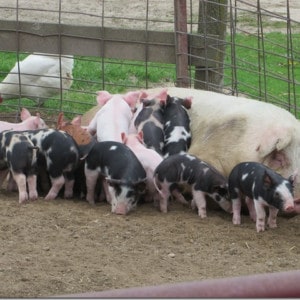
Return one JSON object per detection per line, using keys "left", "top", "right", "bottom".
{"left": 0, "top": 189, "right": 299, "bottom": 298}
{"left": 0, "top": 0, "right": 300, "bottom": 298}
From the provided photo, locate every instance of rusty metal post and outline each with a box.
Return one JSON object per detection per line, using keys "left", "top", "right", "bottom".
{"left": 174, "top": 0, "right": 190, "bottom": 87}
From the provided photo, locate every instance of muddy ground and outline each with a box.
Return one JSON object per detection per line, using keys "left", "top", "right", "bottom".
{"left": 0, "top": 0, "right": 299, "bottom": 298}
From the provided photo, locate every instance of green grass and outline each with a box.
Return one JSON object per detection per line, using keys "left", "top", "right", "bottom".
{"left": 223, "top": 32, "right": 300, "bottom": 115}
{"left": 0, "top": 31, "right": 299, "bottom": 120}
{"left": 0, "top": 53, "right": 176, "bottom": 120}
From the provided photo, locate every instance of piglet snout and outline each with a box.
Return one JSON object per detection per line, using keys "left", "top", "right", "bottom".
{"left": 114, "top": 203, "right": 128, "bottom": 215}
{"left": 283, "top": 203, "right": 295, "bottom": 212}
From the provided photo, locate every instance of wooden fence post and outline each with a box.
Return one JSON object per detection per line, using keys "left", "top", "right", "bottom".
{"left": 194, "top": 0, "right": 228, "bottom": 91}
{"left": 174, "top": 0, "right": 190, "bottom": 88}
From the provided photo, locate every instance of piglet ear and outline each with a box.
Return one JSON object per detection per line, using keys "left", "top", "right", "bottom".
{"left": 139, "top": 91, "right": 148, "bottom": 100}
{"left": 123, "top": 91, "right": 141, "bottom": 110}
{"left": 137, "top": 131, "right": 144, "bottom": 143}
{"left": 20, "top": 107, "right": 31, "bottom": 121}
{"left": 134, "top": 179, "right": 147, "bottom": 194}
{"left": 288, "top": 169, "right": 298, "bottom": 186}
{"left": 121, "top": 132, "right": 127, "bottom": 143}
{"left": 96, "top": 90, "right": 112, "bottom": 105}
{"left": 71, "top": 115, "right": 82, "bottom": 126}
{"left": 57, "top": 112, "right": 64, "bottom": 128}
{"left": 213, "top": 185, "right": 229, "bottom": 197}
{"left": 263, "top": 171, "right": 273, "bottom": 189}
{"left": 183, "top": 96, "right": 193, "bottom": 109}
{"left": 33, "top": 115, "right": 41, "bottom": 127}
{"left": 157, "top": 88, "right": 168, "bottom": 104}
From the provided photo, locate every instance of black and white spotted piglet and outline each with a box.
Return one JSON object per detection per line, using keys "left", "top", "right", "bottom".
{"left": 85, "top": 141, "right": 147, "bottom": 215}
{"left": 131, "top": 89, "right": 168, "bottom": 156}
{"left": 0, "top": 130, "right": 39, "bottom": 203}
{"left": 23, "top": 129, "right": 81, "bottom": 200}
{"left": 153, "top": 153, "right": 232, "bottom": 217}
{"left": 163, "top": 94, "right": 192, "bottom": 158}
{"left": 228, "top": 161, "right": 297, "bottom": 232}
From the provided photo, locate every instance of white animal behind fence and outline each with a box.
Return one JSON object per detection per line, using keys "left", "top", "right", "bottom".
{"left": 0, "top": 53, "right": 74, "bottom": 106}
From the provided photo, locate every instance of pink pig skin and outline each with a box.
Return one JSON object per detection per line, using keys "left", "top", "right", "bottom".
{"left": 87, "top": 90, "right": 146, "bottom": 142}
{"left": 0, "top": 107, "right": 47, "bottom": 132}
{"left": 88, "top": 94, "right": 133, "bottom": 143}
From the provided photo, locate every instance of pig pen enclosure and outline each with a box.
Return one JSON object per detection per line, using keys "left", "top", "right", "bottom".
{"left": 0, "top": 0, "right": 300, "bottom": 297}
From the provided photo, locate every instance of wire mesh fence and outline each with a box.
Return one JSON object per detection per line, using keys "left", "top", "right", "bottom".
{"left": 0, "top": 0, "right": 299, "bottom": 125}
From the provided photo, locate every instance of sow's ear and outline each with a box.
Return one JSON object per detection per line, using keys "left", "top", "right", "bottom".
{"left": 263, "top": 171, "right": 274, "bottom": 189}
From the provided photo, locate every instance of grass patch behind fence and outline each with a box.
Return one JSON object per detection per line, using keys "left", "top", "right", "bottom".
{"left": 0, "top": 31, "right": 299, "bottom": 120}
{"left": 223, "top": 32, "right": 300, "bottom": 116}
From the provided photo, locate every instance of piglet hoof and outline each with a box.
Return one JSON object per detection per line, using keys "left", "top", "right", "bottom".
{"left": 64, "top": 192, "right": 73, "bottom": 199}
{"left": 29, "top": 191, "right": 38, "bottom": 201}
{"left": 268, "top": 220, "right": 277, "bottom": 229}
{"left": 191, "top": 200, "right": 196, "bottom": 210}
{"left": 160, "top": 206, "right": 168, "bottom": 213}
{"left": 159, "top": 202, "right": 168, "bottom": 213}
{"left": 19, "top": 192, "right": 29, "bottom": 204}
{"left": 197, "top": 208, "right": 207, "bottom": 218}
{"left": 198, "top": 213, "right": 207, "bottom": 219}
{"left": 256, "top": 222, "right": 265, "bottom": 233}
{"left": 86, "top": 198, "right": 95, "bottom": 205}
{"left": 232, "top": 216, "right": 241, "bottom": 225}
{"left": 44, "top": 193, "right": 57, "bottom": 201}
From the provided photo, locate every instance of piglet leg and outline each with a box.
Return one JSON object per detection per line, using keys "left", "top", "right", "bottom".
{"left": 12, "top": 172, "right": 28, "bottom": 204}
{"left": 0, "top": 169, "right": 10, "bottom": 188}
{"left": 45, "top": 175, "right": 65, "bottom": 200}
{"left": 64, "top": 178, "right": 75, "bottom": 199}
{"left": 85, "top": 169, "right": 99, "bottom": 205}
{"left": 192, "top": 191, "right": 207, "bottom": 218}
{"left": 254, "top": 201, "right": 266, "bottom": 232}
{"left": 171, "top": 189, "right": 189, "bottom": 206}
{"left": 267, "top": 206, "right": 279, "bottom": 229}
{"left": 102, "top": 180, "right": 112, "bottom": 204}
{"left": 158, "top": 186, "right": 171, "bottom": 213}
{"left": 245, "top": 197, "right": 256, "bottom": 222}
{"left": 232, "top": 198, "right": 242, "bottom": 225}
{"left": 6, "top": 172, "right": 18, "bottom": 192}
{"left": 27, "top": 175, "right": 38, "bottom": 200}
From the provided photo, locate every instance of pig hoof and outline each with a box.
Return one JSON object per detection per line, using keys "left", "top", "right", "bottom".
{"left": 268, "top": 222, "right": 277, "bottom": 229}
{"left": 159, "top": 204, "right": 168, "bottom": 213}
{"left": 19, "top": 193, "right": 28, "bottom": 204}
{"left": 64, "top": 193, "right": 73, "bottom": 199}
{"left": 256, "top": 225, "right": 265, "bottom": 232}
{"left": 198, "top": 213, "right": 207, "bottom": 218}
{"left": 86, "top": 199, "right": 95, "bottom": 205}
{"left": 232, "top": 216, "right": 241, "bottom": 225}
{"left": 44, "top": 194, "right": 56, "bottom": 201}
{"left": 29, "top": 192, "right": 38, "bottom": 201}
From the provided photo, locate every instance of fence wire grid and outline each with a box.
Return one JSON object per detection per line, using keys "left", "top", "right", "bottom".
{"left": 0, "top": 0, "right": 299, "bottom": 125}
